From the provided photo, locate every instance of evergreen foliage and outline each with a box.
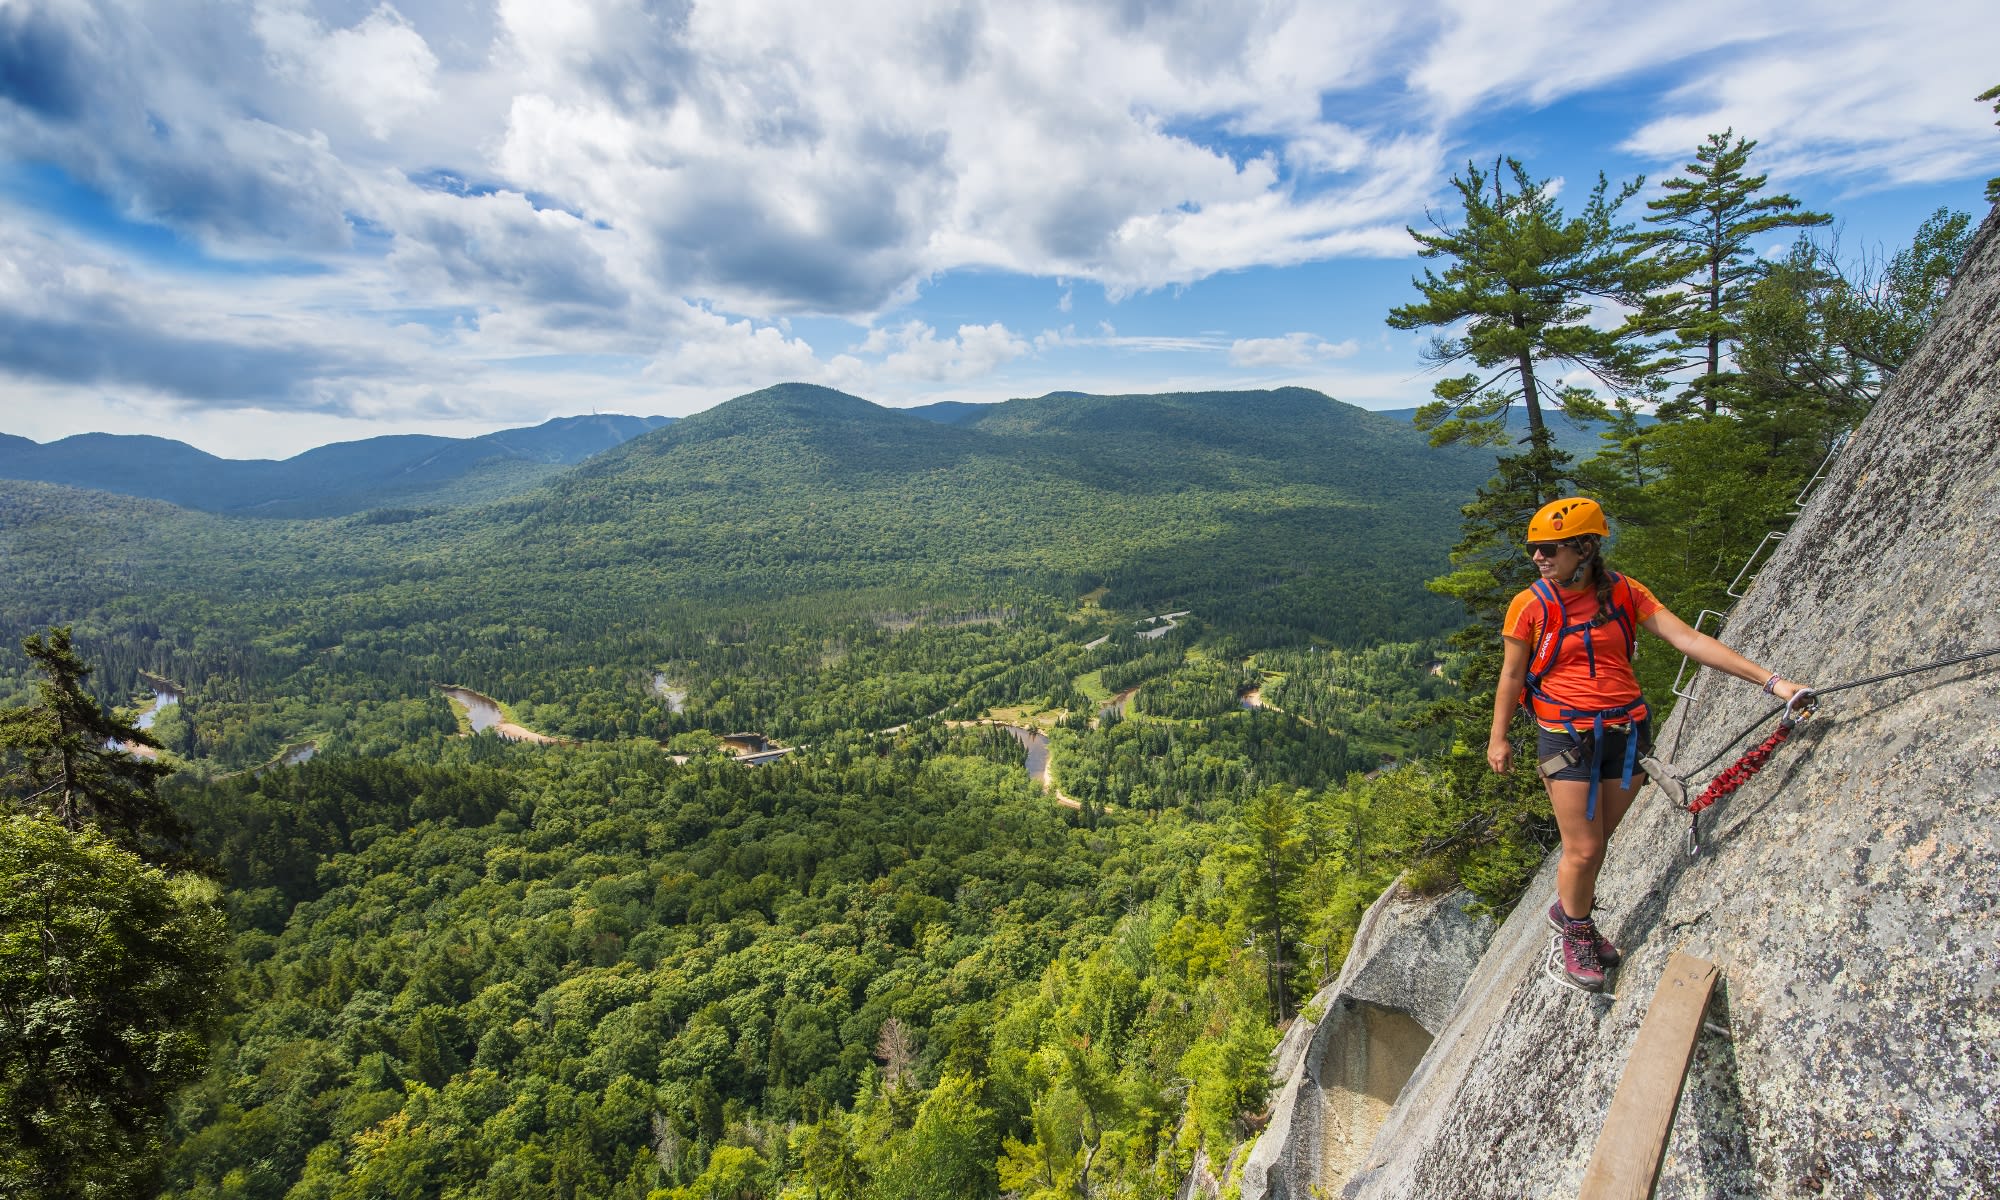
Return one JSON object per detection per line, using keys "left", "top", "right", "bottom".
{"left": 1391, "top": 135, "right": 1977, "bottom": 908}
{"left": 0, "top": 627, "right": 185, "bottom": 859}
{"left": 0, "top": 631, "right": 227, "bottom": 1198}
{"left": 1631, "top": 130, "right": 1831, "bottom": 416}
{"left": 0, "top": 128, "right": 1975, "bottom": 1198}
{"left": 1388, "top": 158, "right": 1659, "bottom": 458}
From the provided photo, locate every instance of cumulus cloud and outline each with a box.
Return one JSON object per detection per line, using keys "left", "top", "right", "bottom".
{"left": 0, "top": 219, "right": 404, "bottom": 411}
{"left": 255, "top": 1, "right": 441, "bottom": 140}
{"left": 1621, "top": 11, "right": 2000, "bottom": 187}
{"left": 1229, "top": 333, "right": 1361, "bottom": 367}
{"left": 643, "top": 309, "right": 830, "bottom": 387}
{"left": 859, "top": 320, "right": 1031, "bottom": 382}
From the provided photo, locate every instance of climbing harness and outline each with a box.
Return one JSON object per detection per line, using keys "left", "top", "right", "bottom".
{"left": 1644, "top": 645, "right": 2000, "bottom": 856}
{"left": 1521, "top": 572, "right": 1648, "bottom": 821}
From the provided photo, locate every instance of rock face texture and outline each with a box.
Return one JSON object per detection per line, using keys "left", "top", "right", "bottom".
{"left": 1341, "top": 210, "right": 2000, "bottom": 1199}
{"left": 1243, "top": 880, "right": 1495, "bottom": 1200}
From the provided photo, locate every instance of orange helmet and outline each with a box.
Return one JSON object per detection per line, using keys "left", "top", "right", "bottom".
{"left": 1527, "top": 497, "right": 1609, "bottom": 542}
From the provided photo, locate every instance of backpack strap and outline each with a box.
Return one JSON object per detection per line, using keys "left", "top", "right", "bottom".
{"left": 1521, "top": 580, "right": 1565, "bottom": 700}
{"left": 1520, "top": 572, "right": 1650, "bottom": 820}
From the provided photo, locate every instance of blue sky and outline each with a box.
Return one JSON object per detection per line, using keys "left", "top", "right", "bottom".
{"left": 0, "top": 0, "right": 1994, "bottom": 459}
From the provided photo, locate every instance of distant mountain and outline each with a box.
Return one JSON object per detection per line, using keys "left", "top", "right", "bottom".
{"left": 0, "top": 413, "right": 673, "bottom": 517}
{"left": 484, "top": 383, "right": 1495, "bottom": 643}
{"left": 903, "top": 400, "right": 991, "bottom": 425}
{"left": 478, "top": 414, "right": 679, "bottom": 463}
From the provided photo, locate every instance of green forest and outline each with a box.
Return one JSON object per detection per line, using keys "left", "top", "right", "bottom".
{"left": 0, "top": 127, "right": 1984, "bottom": 1199}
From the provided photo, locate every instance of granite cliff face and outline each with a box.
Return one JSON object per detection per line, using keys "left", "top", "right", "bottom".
{"left": 1336, "top": 208, "right": 2000, "bottom": 1199}
{"left": 1241, "top": 881, "right": 1494, "bottom": 1200}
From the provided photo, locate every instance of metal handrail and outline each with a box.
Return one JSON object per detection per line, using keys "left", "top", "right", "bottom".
{"left": 1725, "top": 532, "right": 1785, "bottom": 599}
{"left": 1793, "top": 431, "right": 1849, "bottom": 513}
{"left": 1670, "top": 610, "right": 1730, "bottom": 700}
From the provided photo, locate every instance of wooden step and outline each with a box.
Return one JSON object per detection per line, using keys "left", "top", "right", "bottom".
{"left": 1578, "top": 951, "right": 1720, "bottom": 1200}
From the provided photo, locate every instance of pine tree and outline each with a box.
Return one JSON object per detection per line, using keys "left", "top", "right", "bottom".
{"left": 0, "top": 628, "right": 187, "bottom": 863}
{"left": 1384, "top": 158, "right": 1655, "bottom": 908}
{"left": 1229, "top": 785, "right": 1308, "bottom": 1020}
{"left": 1632, "top": 131, "right": 1830, "bottom": 417}
{"left": 1388, "top": 156, "right": 1658, "bottom": 468}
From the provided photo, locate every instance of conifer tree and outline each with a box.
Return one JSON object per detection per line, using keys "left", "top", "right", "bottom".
{"left": 0, "top": 627, "right": 187, "bottom": 863}
{"left": 1388, "top": 156, "right": 1657, "bottom": 482}
{"left": 1632, "top": 130, "right": 1830, "bottom": 416}
{"left": 1385, "top": 157, "right": 1659, "bottom": 907}
{"left": 0, "top": 630, "right": 222, "bottom": 1198}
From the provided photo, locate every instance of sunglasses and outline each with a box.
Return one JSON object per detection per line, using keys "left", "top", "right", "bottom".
{"left": 1527, "top": 540, "right": 1580, "bottom": 558}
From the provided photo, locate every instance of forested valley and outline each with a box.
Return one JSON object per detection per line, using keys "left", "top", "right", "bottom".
{"left": 0, "top": 128, "right": 1982, "bottom": 1199}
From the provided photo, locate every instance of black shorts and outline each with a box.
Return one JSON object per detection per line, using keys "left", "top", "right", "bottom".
{"left": 1536, "top": 719, "right": 1653, "bottom": 783}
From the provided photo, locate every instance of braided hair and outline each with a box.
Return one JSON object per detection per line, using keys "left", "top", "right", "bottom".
{"left": 1574, "top": 533, "right": 1616, "bottom": 613}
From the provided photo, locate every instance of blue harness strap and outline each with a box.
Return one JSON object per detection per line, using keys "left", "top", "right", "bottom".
{"left": 1546, "top": 700, "right": 1647, "bottom": 819}
{"left": 1521, "top": 574, "right": 1647, "bottom": 820}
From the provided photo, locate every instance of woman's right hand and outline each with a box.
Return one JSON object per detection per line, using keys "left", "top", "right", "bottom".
{"left": 1487, "top": 737, "right": 1513, "bottom": 774}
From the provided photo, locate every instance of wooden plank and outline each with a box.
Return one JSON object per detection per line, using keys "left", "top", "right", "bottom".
{"left": 1578, "top": 952, "right": 1720, "bottom": 1200}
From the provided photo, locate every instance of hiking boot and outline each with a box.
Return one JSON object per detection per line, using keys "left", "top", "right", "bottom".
{"left": 1548, "top": 901, "right": 1621, "bottom": 968}
{"left": 1556, "top": 920, "right": 1607, "bottom": 991}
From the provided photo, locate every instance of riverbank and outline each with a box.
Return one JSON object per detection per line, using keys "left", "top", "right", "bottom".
{"left": 440, "top": 686, "right": 565, "bottom": 744}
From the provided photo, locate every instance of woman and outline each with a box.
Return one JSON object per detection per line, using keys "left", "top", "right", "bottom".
{"left": 1486, "top": 497, "right": 1808, "bottom": 991}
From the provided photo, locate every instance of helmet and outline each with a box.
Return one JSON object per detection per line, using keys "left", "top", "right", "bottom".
{"left": 1528, "top": 497, "right": 1609, "bottom": 542}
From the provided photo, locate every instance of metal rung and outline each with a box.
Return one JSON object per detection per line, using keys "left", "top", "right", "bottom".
{"left": 1726, "top": 532, "right": 1785, "bottom": 599}
{"left": 1793, "top": 431, "right": 1850, "bottom": 513}
{"left": 1671, "top": 609, "right": 1730, "bottom": 699}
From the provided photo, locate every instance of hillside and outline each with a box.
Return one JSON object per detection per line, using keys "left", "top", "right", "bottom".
{"left": 488, "top": 384, "right": 1489, "bottom": 641}
{"left": 0, "top": 413, "right": 673, "bottom": 517}
{"left": 0, "top": 388, "right": 1498, "bottom": 1200}
{"left": 1, "top": 384, "right": 1485, "bottom": 758}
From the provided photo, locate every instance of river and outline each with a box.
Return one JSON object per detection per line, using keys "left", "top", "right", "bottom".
{"left": 442, "top": 686, "right": 505, "bottom": 733}
{"left": 999, "top": 724, "right": 1050, "bottom": 784}
{"left": 135, "top": 684, "right": 182, "bottom": 731}
{"left": 652, "top": 673, "right": 688, "bottom": 713}
{"left": 1100, "top": 687, "right": 1139, "bottom": 719}
{"left": 440, "top": 687, "right": 559, "bottom": 743}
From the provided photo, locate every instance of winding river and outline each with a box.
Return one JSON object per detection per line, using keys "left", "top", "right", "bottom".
{"left": 999, "top": 724, "right": 1051, "bottom": 783}
{"left": 440, "top": 687, "right": 560, "bottom": 744}
{"left": 135, "top": 685, "right": 181, "bottom": 731}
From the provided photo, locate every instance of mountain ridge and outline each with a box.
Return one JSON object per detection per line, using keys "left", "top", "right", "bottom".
{"left": 0, "top": 412, "right": 674, "bottom": 517}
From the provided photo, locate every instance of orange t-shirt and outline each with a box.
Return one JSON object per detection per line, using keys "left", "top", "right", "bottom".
{"left": 1503, "top": 576, "right": 1662, "bottom": 725}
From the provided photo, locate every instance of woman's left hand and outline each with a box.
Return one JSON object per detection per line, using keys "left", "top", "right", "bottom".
{"left": 1770, "top": 677, "right": 1809, "bottom": 703}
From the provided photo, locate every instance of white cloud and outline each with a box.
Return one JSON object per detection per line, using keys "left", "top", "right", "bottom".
{"left": 1229, "top": 333, "right": 1362, "bottom": 367}
{"left": 1035, "top": 327, "right": 1227, "bottom": 354}
{"left": 1622, "top": 12, "right": 2000, "bottom": 188}
{"left": 1, "top": 0, "right": 1993, "bottom": 444}
{"left": 643, "top": 309, "right": 828, "bottom": 387}
{"left": 255, "top": 2, "right": 441, "bottom": 140}
{"left": 861, "top": 320, "right": 1031, "bottom": 382}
